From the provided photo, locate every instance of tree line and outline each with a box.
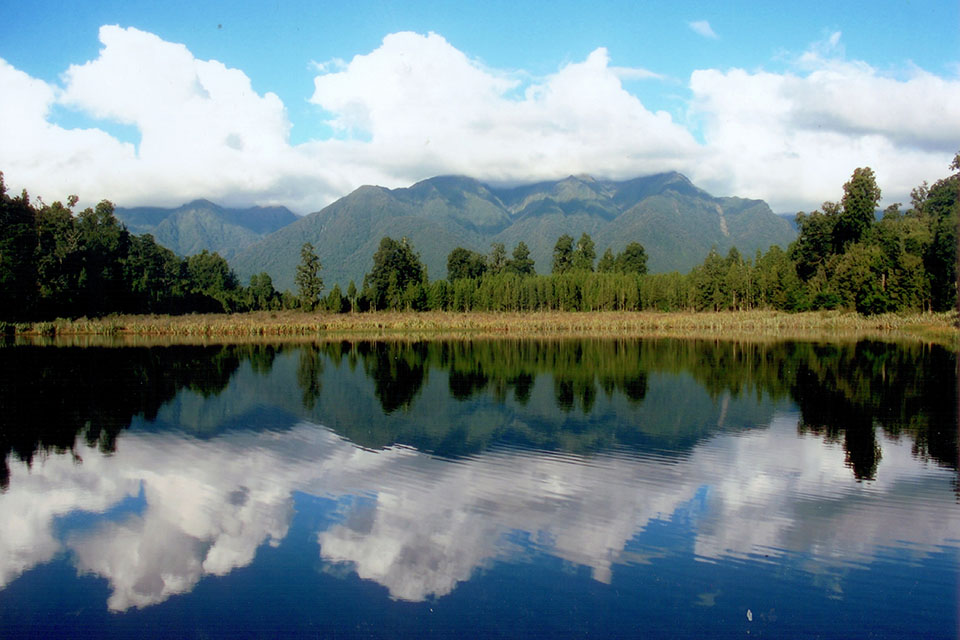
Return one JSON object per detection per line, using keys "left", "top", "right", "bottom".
{"left": 1, "top": 155, "right": 956, "bottom": 320}
{"left": 0, "top": 173, "right": 303, "bottom": 320}
{"left": 341, "top": 158, "right": 958, "bottom": 314}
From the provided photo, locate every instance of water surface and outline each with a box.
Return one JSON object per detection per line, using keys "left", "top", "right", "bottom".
{"left": 1, "top": 339, "right": 957, "bottom": 638}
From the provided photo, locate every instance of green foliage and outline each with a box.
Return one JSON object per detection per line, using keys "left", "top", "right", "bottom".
{"left": 346, "top": 280, "right": 358, "bottom": 312}
{"left": 248, "top": 272, "right": 279, "bottom": 310}
{"left": 0, "top": 157, "right": 956, "bottom": 320}
{"left": 921, "top": 173, "right": 959, "bottom": 311}
{"left": 617, "top": 242, "right": 648, "bottom": 275}
{"left": 505, "top": 241, "right": 535, "bottom": 276}
{"left": 323, "top": 284, "right": 348, "bottom": 313}
{"left": 0, "top": 174, "right": 38, "bottom": 319}
{"left": 571, "top": 233, "right": 596, "bottom": 272}
{"left": 363, "top": 237, "right": 426, "bottom": 310}
{"left": 596, "top": 248, "right": 616, "bottom": 273}
{"left": 295, "top": 242, "right": 324, "bottom": 311}
{"left": 782, "top": 160, "right": 959, "bottom": 314}
{"left": 791, "top": 205, "right": 838, "bottom": 280}
{"left": 835, "top": 167, "right": 882, "bottom": 250}
{"left": 488, "top": 242, "right": 507, "bottom": 275}
{"left": 0, "top": 173, "right": 285, "bottom": 319}
{"left": 447, "top": 247, "right": 487, "bottom": 281}
{"left": 552, "top": 234, "right": 574, "bottom": 274}
{"left": 187, "top": 249, "right": 240, "bottom": 312}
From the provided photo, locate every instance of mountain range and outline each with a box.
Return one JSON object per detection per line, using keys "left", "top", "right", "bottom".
{"left": 114, "top": 199, "right": 298, "bottom": 260}
{"left": 118, "top": 172, "right": 796, "bottom": 291}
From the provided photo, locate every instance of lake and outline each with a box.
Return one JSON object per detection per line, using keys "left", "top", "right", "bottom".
{"left": 1, "top": 338, "right": 957, "bottom": 638}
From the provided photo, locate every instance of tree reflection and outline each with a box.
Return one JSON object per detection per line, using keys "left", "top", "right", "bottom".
{"left": 343, "top": 338, "right": 956, "bottom": 478}
{"left": 0, "top": 345, "right": 253, "bottom": 490}
{"left": 297, "top": 346, "right": 324, "bottom": 410}
{"left": 2, "top": 338, "right": 955, "bottom": 492}
{"left": 359, "top": 342, "right": 428, "bottom": 413}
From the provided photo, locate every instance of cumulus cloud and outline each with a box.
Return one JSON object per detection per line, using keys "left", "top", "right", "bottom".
{"left": 0, "top": 28, "right": 696, "bottom": 212}
{"left": 0, "top": 26, "right": 345, "bottom": 212}
{"left": 306, "top": 32, "right": 697, "bottom": 188}
{"left": 689, "top": 20, "right": 718, "bottom": 39}
{"left": 689, "top": 32, "right": 960, "bottom": 211}
{"left": 0, "top": 27, "right": 957, "bottom": 215}
{"left": 0, "top": 57, "right": 137, "bottom": 202}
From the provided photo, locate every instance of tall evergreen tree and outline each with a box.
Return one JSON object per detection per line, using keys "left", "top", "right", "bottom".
{"left": 295, "top": 242, "right": 324, "bottom": 311}
{"left": 572, "top": 233, "right": 596, "bottom": 272}
{"left": 506, "top": 242, "right": 535, "bottom": 276}
{"left": 552, "top": 234, "right": 574, "bottom": 274}
{"left": 617, "top": 242, "right": 648, "bottom": 275}
{"left": 488, "top": 242, "right": 507, "bottom": 275}
{"left": 835, "top": 167, "right": 881, "bottom": 250}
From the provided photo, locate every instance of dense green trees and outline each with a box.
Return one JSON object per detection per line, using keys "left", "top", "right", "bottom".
{"left": 416, "top": 153, "right": 954, "bottom": 314}
{"left": 0, "top": 179, "right": 38, "bottom": 319}
{"left": 447, "top": 247, "right": 487, "bottom": 282}
{"left": 597, "top": 242, "right": 648, "bottom": 275}
{"left": 362, "top": 236, "right": 427, "bottom": 310}
{"left": 836, "top": 167, "right": 882, "bottom": 250}
{"left": 1, "top": 156, "right": 956, "bottom": 320}
{"left": 0, "top": 173, "right": 296, "bottom": 319}
{"left": 785, "top": 158, "right": 958, "bottom": 313}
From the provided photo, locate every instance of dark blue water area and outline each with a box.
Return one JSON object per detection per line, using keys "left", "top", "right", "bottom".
{"left": 3, "top": 485, "right": 956, "bottom": 639}
{"left": 2, "top": 339, "right": 957, "bottom": 638}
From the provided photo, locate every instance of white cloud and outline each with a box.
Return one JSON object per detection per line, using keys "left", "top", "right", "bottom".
{"left": 0, "top": 27, "right": 957, "bottom": 215}
{"left": 306, "top": 32, "right": 698, "bottom": 188}
{"left": 0, "top": 57, "right": 137, "bottom": 204}
{"left": 0, "top": 28, "right": 697, "bottom": 212}
{"left": 1, "top": 26, "right": 346, "bottom": 212}
{"left": 689, "top": 33, "right": 960, "bottom": 211}
{"left": 689, "top": 20, "right": 719, "bottom": 39}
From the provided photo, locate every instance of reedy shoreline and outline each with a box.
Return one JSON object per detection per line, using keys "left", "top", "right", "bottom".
{"left": 4, "top": 310, "right": 958, "bottom": 349}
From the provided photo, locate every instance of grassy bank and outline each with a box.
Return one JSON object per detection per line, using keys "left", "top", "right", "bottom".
{"left": 4, "top": 310, "right": 958, "bottom": 348}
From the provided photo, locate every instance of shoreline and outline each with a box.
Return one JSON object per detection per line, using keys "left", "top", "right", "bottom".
{"left": 5, "top": 310, "right": 957, "bottom": 348}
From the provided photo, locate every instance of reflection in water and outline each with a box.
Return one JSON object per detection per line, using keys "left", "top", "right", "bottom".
{"left": 2, "top": 415, "right": 957, "bottom": 609}
{"left": 8, "top": 338, "right": 953, "bottom": 472}
{"left": 0, "top": 345, "right": 245, "bottom": 489}
{"left": 0, "top": 338, "right": 957, "bottom": 634}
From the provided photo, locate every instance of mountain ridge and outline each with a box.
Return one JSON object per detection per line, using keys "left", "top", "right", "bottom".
{"left": 128, "top": 171, "right": 797, "bottom": 291}
{"left": 115, "top": 200, "right": 298, "bottom": 260}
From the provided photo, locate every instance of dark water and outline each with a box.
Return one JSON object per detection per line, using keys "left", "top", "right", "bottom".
{"left": 0, "top": 339, "right": 957, "bottom": 639}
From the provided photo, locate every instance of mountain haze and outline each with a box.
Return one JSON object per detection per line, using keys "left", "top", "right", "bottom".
{"left": 115, "top": 199, "right": 298, "bottom": 260}
{"left": 232, "top": 172, "right": 796, "bottom": 291}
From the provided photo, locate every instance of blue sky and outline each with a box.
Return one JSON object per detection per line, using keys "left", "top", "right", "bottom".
{"left": 1, "top": 1, "right": 958, "bottom": 213}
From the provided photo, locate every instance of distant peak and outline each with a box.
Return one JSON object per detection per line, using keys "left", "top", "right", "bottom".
{"left": 182, "top": 198, "right": 219, "bottom": 209}
{"left": 559, "top": 174, "right": 596, "bottom": 184}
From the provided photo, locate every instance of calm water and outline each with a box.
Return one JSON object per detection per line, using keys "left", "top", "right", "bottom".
{"left": 0, "top": 339, "right": 957, "bottom": 639}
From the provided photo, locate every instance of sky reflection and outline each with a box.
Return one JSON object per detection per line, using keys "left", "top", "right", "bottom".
{"left": 1, "top": 407, "right": 956, "bottom": 610}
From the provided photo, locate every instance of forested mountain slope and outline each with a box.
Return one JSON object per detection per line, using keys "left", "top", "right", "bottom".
{"left": 232, "top": 172, "right": 795, "bottom": 290}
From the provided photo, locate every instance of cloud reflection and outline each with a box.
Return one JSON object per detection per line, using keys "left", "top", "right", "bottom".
{"left": 1, "top": 412, "right": 957, "bottom": 610}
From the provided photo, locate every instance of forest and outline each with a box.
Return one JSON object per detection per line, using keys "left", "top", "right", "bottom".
{"left": 0, "top": 157, "right": 957, "bottom": 321}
